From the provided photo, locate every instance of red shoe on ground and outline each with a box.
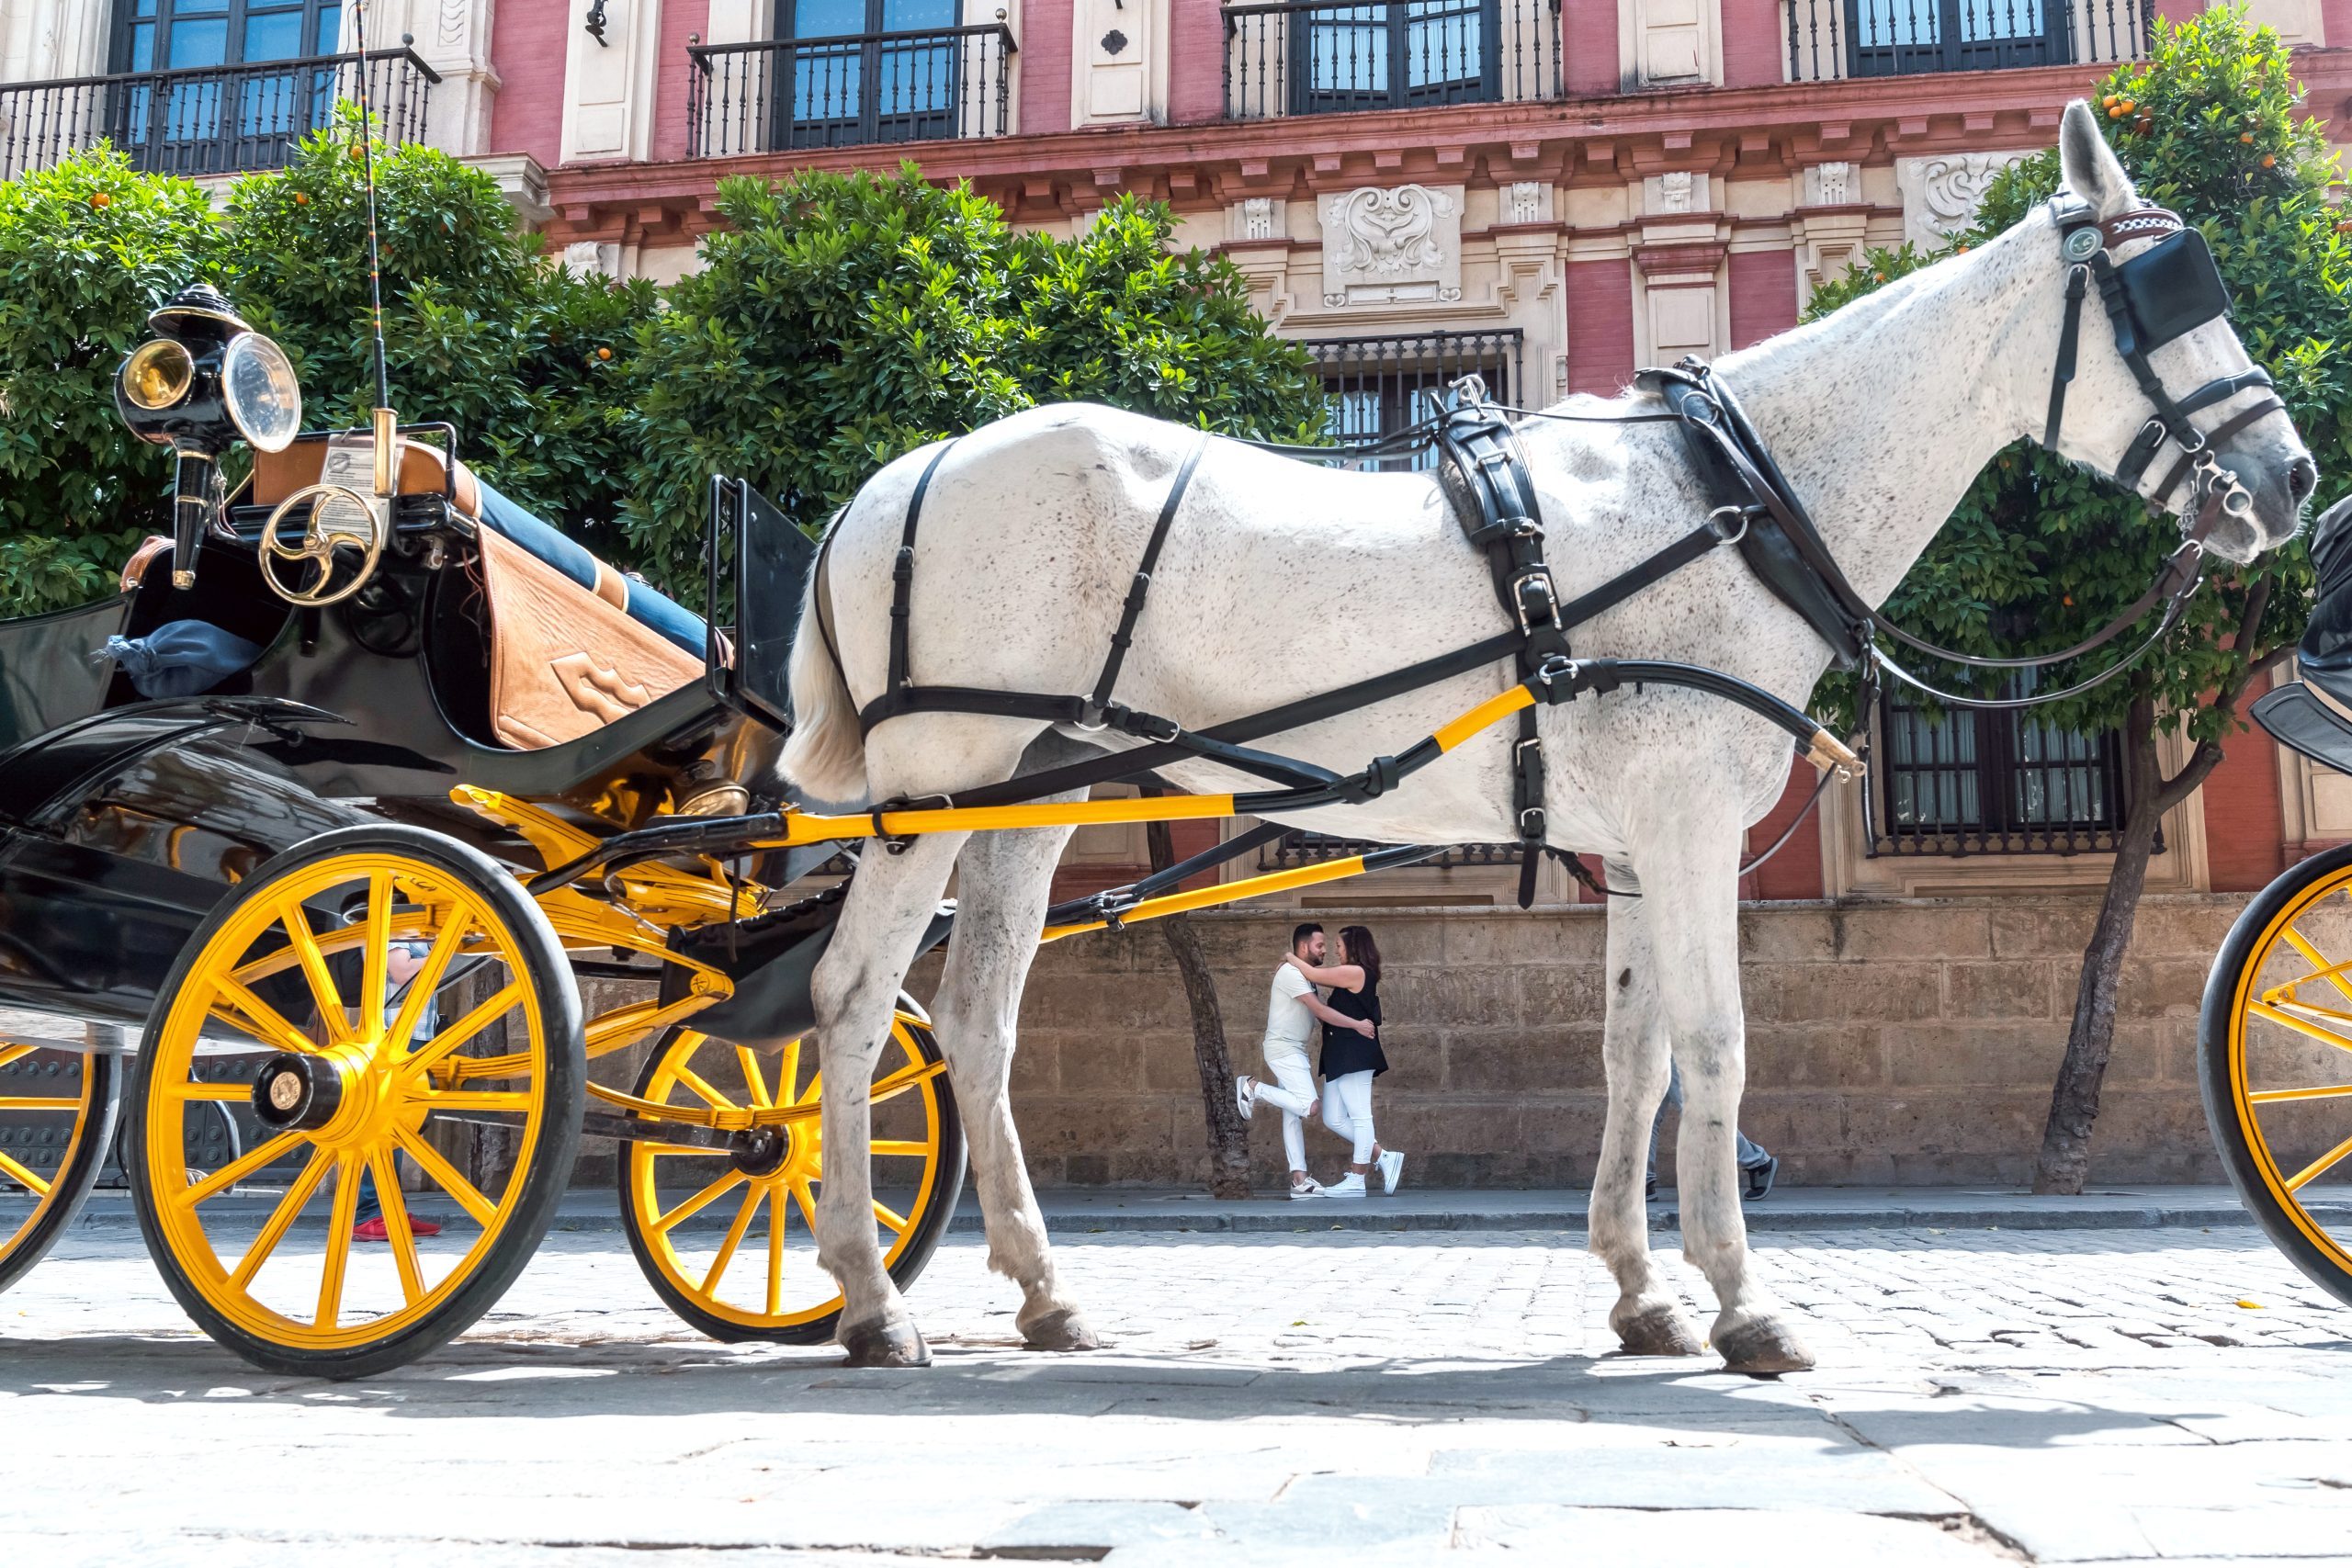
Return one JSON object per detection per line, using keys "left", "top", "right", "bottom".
{"left": 355, "top": 1216, "right": 443, "bottom": 1241}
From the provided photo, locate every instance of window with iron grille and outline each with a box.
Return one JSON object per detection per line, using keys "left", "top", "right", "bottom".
{"left": 1867, "top": 675, "right": 2149, "bottom": 856}
{"left": 1305, "top": 329, "right": 1521, "bottom": 473}
{"left": 107, "top": 0, "right": 348, "bottom": 173}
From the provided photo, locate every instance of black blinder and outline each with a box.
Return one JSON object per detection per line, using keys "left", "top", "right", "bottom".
{"left": 2114, "top": 227, "right": 2230, "bottom": 350}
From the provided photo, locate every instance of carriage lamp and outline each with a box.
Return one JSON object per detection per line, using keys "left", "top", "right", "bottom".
{"left": 114, "top": 282, "right": 303, "bottom": 590}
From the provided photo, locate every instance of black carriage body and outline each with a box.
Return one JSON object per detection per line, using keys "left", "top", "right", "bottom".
{"left": 0, "top": 473, "right": 815, "bottom": 1034}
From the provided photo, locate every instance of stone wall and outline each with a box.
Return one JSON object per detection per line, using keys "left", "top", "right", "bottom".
{"left": 902, "top": 894, "right": 2245, "bottom": 1190}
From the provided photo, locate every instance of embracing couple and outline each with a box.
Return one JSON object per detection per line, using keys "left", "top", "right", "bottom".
{"left": 1237, "top": 921, "right": 1404, "bottom": 1200}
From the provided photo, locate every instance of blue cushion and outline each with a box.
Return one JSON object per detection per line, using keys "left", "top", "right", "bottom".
{"left": 475, "top": 479, "right": 709, "bottom": 657}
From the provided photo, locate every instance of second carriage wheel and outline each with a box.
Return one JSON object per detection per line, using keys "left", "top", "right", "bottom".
{"left": 0, "top": 1044, "right": 120, "bottom": 1296}
{"left": 2201, "top": 840, "right": 2352, "bottom": 1308}
{"left": 128, "top": 825, "right": 585, "bottom": 1378}
{"left": 619, "top": 1015, "right": 964, "bottom": 1343}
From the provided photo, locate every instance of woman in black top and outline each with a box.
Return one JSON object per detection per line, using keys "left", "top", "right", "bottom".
{"left": 1287, "top": 924, "right": 1404, "bottom": 1196}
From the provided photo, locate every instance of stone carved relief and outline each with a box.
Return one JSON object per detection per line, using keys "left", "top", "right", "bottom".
{"left": 1658, "top": 172, "right": 1694, "bottom": 213}
{"left": 1319, "top": 184, "right": 1462, "bottom": 308}
{"left": 563, "top": 240, "right": 620, "bottom": 277}
{"left": 1242, "top": 197, "right": 1273, "bottom": 241}
{"left": 440, "top": 0, "right": 471, "bottom": 46}
{"left": 1508, "top": 181, "right": 1544, "bottom": 225}
{"left": 1804, "top": 161, "right": 1853, "bottom": 207}
{"left": 1897, "top": 152, "right": 2031, "bottom": 249}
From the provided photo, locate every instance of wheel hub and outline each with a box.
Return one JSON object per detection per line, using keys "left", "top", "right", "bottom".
{"left": 250, "top": 1052, "right": 345, "bottom": 1132}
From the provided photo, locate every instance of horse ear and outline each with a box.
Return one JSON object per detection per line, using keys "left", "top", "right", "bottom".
{"left": 2057, "top": 98, "right": 2135, "bottom": 218}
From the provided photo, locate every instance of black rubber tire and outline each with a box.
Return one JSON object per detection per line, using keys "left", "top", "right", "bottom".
{"left": 0, "top": 1050, "right": 120, "bottom": 1296}
{"left": 127, "top": 824, "right": 585, "bottom": 1379}
{"left": 617, "top": 1012, "right": 965, "bottom": 1344}
{"left": 2199, "top": 840, "right": 2352, "bottom": 1309}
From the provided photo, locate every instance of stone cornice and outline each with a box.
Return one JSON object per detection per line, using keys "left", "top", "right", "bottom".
{"left": 540, "top": 51, "right": 2352, "bottom": 244}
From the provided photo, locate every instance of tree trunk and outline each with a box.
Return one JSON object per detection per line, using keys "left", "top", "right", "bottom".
{"left": 1144, "top": 815, "right": 1252, "bottom": 1199}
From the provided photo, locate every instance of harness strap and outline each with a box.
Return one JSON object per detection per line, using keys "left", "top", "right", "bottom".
{"left": 1087, "top": 431, "right": 1210, "bottom": 721}
{"left": 2044, "top": 264, "right": 2089, "bottom": 450}
{"left": 2150, "top": 394, "right": 2287, "bottom": 504}
{"left": 2114, "top": 368, "right": 2276, "bottom": 494}
{"left": 876, "top": 440, "right": 960, "bottom": 709}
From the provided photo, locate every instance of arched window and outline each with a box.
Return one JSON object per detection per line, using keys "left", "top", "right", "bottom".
{"left": 109, "top": 0, "right": 348, "bottom": 174}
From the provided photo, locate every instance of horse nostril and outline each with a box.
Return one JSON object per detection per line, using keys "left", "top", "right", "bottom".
{"left": 2290, "top": 456, "right": 2318, "bottom": 503}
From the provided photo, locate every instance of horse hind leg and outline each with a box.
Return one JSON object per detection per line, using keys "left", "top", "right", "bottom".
{"left": 1638, "top": 816, "right": 1815, "bottom": 1375}
{"left": 1589, "top": 863, "right": 1703, "bottom": 1359}
{"left": 809, "top": 827, "right": 970, "bottom": 1369}
{"left": 933, "top": 814, "right": 1099, "bottom": 1352}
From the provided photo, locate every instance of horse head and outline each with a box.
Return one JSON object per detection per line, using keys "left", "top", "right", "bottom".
{"left": 2035, "top": 99, "right": 2315, "bottom": 563}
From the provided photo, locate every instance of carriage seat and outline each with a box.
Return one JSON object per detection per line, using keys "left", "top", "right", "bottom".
{"left": 251, "top": 437, "right": 711, "bottom": 657}
{"left": 252, "top": 436, "right": 713, "bottom": 750}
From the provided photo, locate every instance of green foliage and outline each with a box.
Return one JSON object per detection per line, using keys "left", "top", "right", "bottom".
{"left": 0, "top": 118, "right": 649, "bottom": 615}
{"left": 619, "top": 165, "right": 1328, "bottom": 592}
{"left": 0, "top": 144, "right": 217, "bottom": 613}
{"left": 1801, "top": 6, "right": 2350, "bottom": 744}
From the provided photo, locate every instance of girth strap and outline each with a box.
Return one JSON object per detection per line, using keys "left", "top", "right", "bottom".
{"left": 1087, "top": 431, "right": 1209, "bottom": 723}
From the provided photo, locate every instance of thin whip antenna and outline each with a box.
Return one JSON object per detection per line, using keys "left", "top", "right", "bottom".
{"left": 352, "top": 0, "right": 391, "bottom": 415}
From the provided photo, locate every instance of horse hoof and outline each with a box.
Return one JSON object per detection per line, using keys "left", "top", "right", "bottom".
{"left": 1021, "top": 1307, "right": 1102, "bottom": 1352}
{"left": 1714, "top": 1315, "right": 1815, "bottom": 1376}
{"left": 1613, "top": 1303, "right": 1705, "bottom": 1358}
{"left": 839, "top": 1318, "right": 933, "bottom": 1369}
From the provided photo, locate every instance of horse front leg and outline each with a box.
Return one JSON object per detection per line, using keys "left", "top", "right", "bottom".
{"left": 933, "top": 818, "right": 1099, "bottom": 1351}
{"left": 1589, "top": 860, "right": 1704, "bottom": 1357}
{"left": 1636, "top": 807, "right": 1815, "bottom": 1375}
{"left": 810, "top": 829, "right": 970, "bottom": 1368}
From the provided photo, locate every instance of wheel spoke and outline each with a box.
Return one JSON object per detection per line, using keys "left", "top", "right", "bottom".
{"left": 176, "top": 1130, "right": 305, "bottom": 1208}
{"left": 789, "top": 1175, "right": 819, "bottom": 1237}
{"left": 0, "top": 1043, "right": 37, "bottom": 1072}
{"left": 2247, "top": 1000, "right": 2352, "bottom": 1056}
{"left": 277, "top": 897, "right": 351, "bottom": 1046}
{"left": 390, "top": 907, "right": 474, "bottom": 1059}
{"left": 871, "top": 1140, "right": 933, "bottom": 1157}
{"left": 2248, "top": 1084, "right": 2352, "bottom": 1104}
{"left": 159, "top": 1080, "right": 253, "bottom": 1102}
{"left": 671, "top": 1063, "right": 738, "bottom": 1114}
{"left": 0, "top": 1095, "right": 84, "bottom": 1111}
{"left": 699, "top": 1188, "right": 762, "bottom": 1296}
{"left": 414, "top": 1089, "right": 534, "bottom": 1112}
{"left": 654, "top": 1168, "right": 745, "bottom": 1235}
{"left": 400, "top": 982, "right": 524, "bottom": 1084}
{"left": 229, "top": 1146, "right": 334, "bottom": 1291}
{"left": 392, "top": 1126, "right": 498, "bottom": 1227}
{"left": 873, "top": 1199, "right": 910, "bottom": 1234}
{"left": 316, "top": 1154, "right": 362, "bottom": 1328}
{"left": 359, "top": 873, "right": 392, "bottom": 1041}
{"left": 370, "top": 1146, "right": 425, "bottom": 1308}
{"left": 797, "top": 1068, "right": 824, "bottom": 1107}
{"left": 2286, "top": 1131, "right": 2352, "bottom": 1193}
{"left": 210, "top": 978, "right": 322, "bottom": 1056}
{"left": 2281, "top": 929, "right": 2352, "bottom": 1005}
{"left": 0, "top": 1149, "right": 52, "bottom": 1198}
{"left": 765, "top": 1189, "right": 784, "bottom": 1317}
{"left": 736, "top": 1045, "right": 771, "bottom": 1110}
{"left": 776, "top": 1038, "right": 803, "bottom": 1104}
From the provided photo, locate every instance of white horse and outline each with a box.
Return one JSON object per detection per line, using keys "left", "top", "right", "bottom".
{"left": 777, "top": 106, "right": 2313, "bottom": 1372}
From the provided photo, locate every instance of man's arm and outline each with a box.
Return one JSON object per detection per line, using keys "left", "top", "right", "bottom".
{"left": 1301, "top": 992, "right": 1375, "bottom": 1035}
{"left": 1283, "top": 956, "right": 1365, "bottom": 992}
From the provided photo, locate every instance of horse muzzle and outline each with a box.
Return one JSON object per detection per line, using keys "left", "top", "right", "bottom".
{"left": 2196, "top": 427, "right": 2315, "bottom": 564}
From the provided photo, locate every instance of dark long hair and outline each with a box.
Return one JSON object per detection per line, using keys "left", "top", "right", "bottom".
{"left": 1339, "top": 925, "right": 1381, "bottom": 987}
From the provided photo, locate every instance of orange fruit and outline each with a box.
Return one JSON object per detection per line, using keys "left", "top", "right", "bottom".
{"left": 2262, "top": 154, "right": 2277, "bottom": 168}
{"left": 293, "top": 191, "right": 310, "bottom": 206}
{"left": 596, "top": 346, "right": 613, "bottom": 361}
{"left": 2242, "top": 132, "right": 2256, "bottom": 143}
{"left": 88, "top": 191, "right": 110, "bottom": 209}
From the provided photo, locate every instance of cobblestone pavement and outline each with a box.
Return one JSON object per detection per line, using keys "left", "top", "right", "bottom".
{"left": 5, "top": 1224, "right": 2350, "bottom": 1565}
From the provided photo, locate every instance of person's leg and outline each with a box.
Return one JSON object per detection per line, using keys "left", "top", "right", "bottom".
{"left": 1325, "top": 1071, "right": 1376, "bottom": 1169}
{"left": 1257, "top": 1051, "right": 1319, "bottom": 1189}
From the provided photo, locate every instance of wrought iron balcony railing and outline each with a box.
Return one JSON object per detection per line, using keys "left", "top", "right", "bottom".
{"left": 1223, "top": 0, "right": 1563, "bottom": 119}
{"left": 688, "top": 25, "right": 1017, "bottom": 157}
{"left": 0, "top": 48, "right": 437, "bottom": 183}
{"left": 1783, "top": 0, "right": 2153, "bottom": 82}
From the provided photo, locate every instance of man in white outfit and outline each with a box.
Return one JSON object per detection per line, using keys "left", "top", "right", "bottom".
{"left": 1236, "top": 922, "right": 1376, "bottom": 1198}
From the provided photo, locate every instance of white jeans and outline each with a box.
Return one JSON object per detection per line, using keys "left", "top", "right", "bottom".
{"left": 1253, "top": 1040, "right": 1317, "bottom": 1173}
{"left": 1322, "top": 1069, "right": 1377, "bottom": 1165}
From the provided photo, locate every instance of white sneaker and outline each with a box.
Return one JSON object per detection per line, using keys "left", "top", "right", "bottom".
{"left": 1288, "top": 1178, "right": 1329, "bottom": 1200}
{"left": 1236, "top": 1076, "right": 1256, "bottom": 1122}
{"left": 1327, "top": 1173, "right": 1368, "bottom": 1197}
{"left": 1377, "top": 1149, "right": 1405, "bottom": 1195}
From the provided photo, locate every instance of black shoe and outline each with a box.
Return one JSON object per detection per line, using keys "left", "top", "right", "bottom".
{"left": 1645, "top": 1175, "right": 1657, "bottom": 1201}
{"left": 1742, "top": 1155, "right": 1779, "bottom": 1201}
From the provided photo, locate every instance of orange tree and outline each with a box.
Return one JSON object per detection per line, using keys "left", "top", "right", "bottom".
{"left": 1804, "top": 6, "right": 2351, "bottom": 1191}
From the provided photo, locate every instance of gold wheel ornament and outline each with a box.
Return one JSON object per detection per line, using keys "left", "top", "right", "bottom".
{"left": 258, "top": 482, "right": 385, "bottom": 607}
{"left": 619, "top": 1016, "right": 963, "bottom": 1343}
{"left": 0, "top": 1044, "right": 120, "bottom": 1295}
{"left": 127, "top": 825, "right": 583, "bottom": 1378}
{"left": 2201, "top": 842, "right": 2352, "bottom": 1306}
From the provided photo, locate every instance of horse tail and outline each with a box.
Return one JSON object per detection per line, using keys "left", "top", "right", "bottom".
{"left": 777, "top": 511, "right": 869, "bottom": 807}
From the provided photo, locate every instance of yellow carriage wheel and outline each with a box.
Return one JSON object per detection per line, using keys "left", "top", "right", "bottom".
{"left": 127, "top": 825, "right": 583, "bottom": 1378}
{"left": 0, "top": 1045, "right": 119, "bottom": 1295}
{"left": 619, "top": 1016, "right": 964, "bottom": 1343}
{"left": 2202, "top": 842, "right": 2352, "bottom": 1307}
